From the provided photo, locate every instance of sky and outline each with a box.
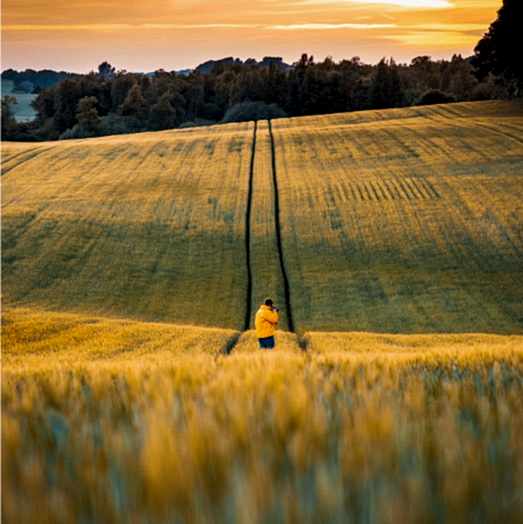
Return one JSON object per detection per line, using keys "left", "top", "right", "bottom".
{"left": 1, "top": 1, "right": 501, "bottom": 72}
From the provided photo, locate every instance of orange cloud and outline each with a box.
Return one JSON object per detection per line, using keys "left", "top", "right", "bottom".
{"left": 1, "top": 0, "right": 500, "bottom": 71}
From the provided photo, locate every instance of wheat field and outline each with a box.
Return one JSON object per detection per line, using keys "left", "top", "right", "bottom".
{"left": 3, "top": 101, "right": 523, "bottom": 333}
{"left": 2, "top": 101, "right": 523, "bottom": 522}
{"left": 273, "top": 100, "right": 523, "bottom": 333}
{"left": 3, "top": 307, "right": 523, "bottom": 522}
{"left": 2, "top": 123, "right": 253, "bottom": 328}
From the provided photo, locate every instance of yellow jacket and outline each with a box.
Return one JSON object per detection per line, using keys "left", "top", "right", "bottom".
{"left": 255, "top": 305, "right": 279, "bottom": 338}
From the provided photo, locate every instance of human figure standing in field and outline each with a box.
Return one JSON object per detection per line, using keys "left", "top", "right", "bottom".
{"left": 255, "top": 298, "right": 279, "bottom": 350}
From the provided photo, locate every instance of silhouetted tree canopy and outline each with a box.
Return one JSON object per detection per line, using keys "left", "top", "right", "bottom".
{"left": 416, "top": 89, "right": 456, "bottom": 106}
{"left": 472, "top": 0, "right": 522, "bottom": 96}
{"left": 2, "top": 45, "right": 515, "bottom": 141}
{"left": 222, "top": 101, "right": 287, "bottom": 123}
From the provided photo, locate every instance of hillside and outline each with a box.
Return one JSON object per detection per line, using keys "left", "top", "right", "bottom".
{"left": 2, "top": 100, "right": 523, "bottom": 333}
{"left": 3, "top": 101, "right": 523, "bottom": 524}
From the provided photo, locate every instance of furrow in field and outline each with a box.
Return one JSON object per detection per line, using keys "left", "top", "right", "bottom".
{"left": 2, "top": 145, "right": 44, "bottom": 165}
{"left": 243, "top": 121, "right": 257, "bottom": 330}
{"left": 248, "top": 121, "right": 289, "bottom": 331}
{"left": 268, "top": 120, "right": 295, "bottom": 333}
{"left": 1, "top": 146, "right": 57, "bottom": 176}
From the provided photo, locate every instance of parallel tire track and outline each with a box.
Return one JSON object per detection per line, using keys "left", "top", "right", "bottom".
{"left": 243, "top": 121, "right": 257, "bottom": 331}
{"left": 1, "top": 146, "right": 57, "bottom": 177}
{"left": 268, "top": 120, "right": 295, "bottom": 333}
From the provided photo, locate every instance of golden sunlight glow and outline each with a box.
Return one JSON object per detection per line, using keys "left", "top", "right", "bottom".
{"left": 1, "top": 0, "right": 501, "bottom": 71}
{"left": 349, "top": 0, "right": 453, "bottom": 7}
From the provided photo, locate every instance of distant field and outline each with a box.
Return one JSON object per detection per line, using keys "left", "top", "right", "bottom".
{"left": 3, "top": 123, "right": 253, "bottom": 328}
{"left": 3, "top": 100, "right": 523, "bottom": 333}
{"left": 273, "top": 101, "right": 523, "bottom": 332}
{"left": 2, "top": 79, "right": 37, "bottom": 122}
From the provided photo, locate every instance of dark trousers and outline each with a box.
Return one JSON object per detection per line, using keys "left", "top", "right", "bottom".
{"left": 258, "top": 336, "right": 275, "bottom": 349}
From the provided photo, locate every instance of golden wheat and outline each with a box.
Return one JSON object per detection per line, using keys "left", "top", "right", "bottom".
{"left": 3, "top": 102, "right": 522, "bottom": 332}
{"left": 2, "top": 101, "right": 523, "bottom": 522}
{"left": 273, "top": 100, "right": 523, "bottom": 333}
{"left": 3, "top": 314, "right": 522, "bottom": 523}
{"left": 2, "top": 123, "right": 253, "bottom": 329}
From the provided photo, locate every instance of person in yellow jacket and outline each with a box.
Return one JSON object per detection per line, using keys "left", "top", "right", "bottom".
{"left": 255, "top": 298, "right": 279, "bottom": 349}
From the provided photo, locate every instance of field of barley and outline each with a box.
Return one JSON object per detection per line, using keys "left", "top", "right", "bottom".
{"left": 3, "top": 307, "right": 523, "bottom": 522}
{"left": 2, "top": 100, "right": 523, "bottom": 522}
{"left": 273, "top": 101, "right": 523, "bottom": 333}
{"left": 2, "top": 122, "right": 253, "bottom": 328}
{"left": 3, "top": 100, "right": 523, "bottom": 333}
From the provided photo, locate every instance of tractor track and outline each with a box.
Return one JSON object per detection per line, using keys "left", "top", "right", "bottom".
{"left": 1, "top": 146, "right": 57, "bottom": 177}
{"left": 268, "top": 120, "right": 295, "bottom": 333}
{"left": 243, "top": 121, "right": 257, "bottom": 332}
{"left": 226, "top": 119, "right": 296, "bottom": 353}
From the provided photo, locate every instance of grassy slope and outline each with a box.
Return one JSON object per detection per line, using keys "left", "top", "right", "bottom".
{"left": 2, "top": 100, "right": 523, "bottom": 334}
{"left": 249, "top": 120, "right": 289, "bottom": 328}
{"left": 2, "top": 123, "right": 253, "bottom": 329}
{"left": 3, "top": 307, "right": 238, "bottom": 371}
{"left": 274, "top": 100, "right": 523, "bottom": 333}
{"left": 3, "top": 102, "right": 523, "bottom": 523}
{"left": 4, "top": 307, "right": 521, "bottom": 367}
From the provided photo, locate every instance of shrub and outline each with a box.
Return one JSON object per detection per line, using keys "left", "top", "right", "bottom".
{"left": 470, "top": 82, "right": 497, "bottom": 101}
{"left": 98, "top": 114, "right": 144, "bottom": 136}
{"left": 60, "top": 114, "right": 144, "bottom": 140}
{"left": 179, "top": 118, "right": 216, "bottom": 129}
{"left": 222, "top": 101, "right": 287, "bottom": 123}
{"left": 415, "top": 89, "right": 456, "bottom": 106}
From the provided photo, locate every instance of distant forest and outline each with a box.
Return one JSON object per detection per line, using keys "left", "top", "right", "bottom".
{"left": 2, "top": 0, "right": 520, "bottom": 141}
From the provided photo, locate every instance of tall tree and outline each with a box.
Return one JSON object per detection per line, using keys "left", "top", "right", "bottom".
{"left": 98, "top": 62, "right": 116, "bottom": 80}
{"left": 54, "top": 79, "right": 82, "bottom": 133}
{"left": 76, "top": 96, "right": 101, "bottom": 134}
{"left": 472, "top": 0, "right": 523, "bottom": 95}
{"left": 148, "top": 92, "right": 177, "bottom": 130}
{"left": 111, "top": 75, "right": 136, "bottom": 111}
{"left": 1, "top": 96, "right": 18, "bottom": 137}
{"left": 121, "top": 84, "right": 148, "bottom": 120}
{"left": 371, "top": 59, "right": 391, "bottom": 109}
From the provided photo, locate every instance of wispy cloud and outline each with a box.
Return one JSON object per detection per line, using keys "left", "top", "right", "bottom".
{"left": 5, "top": 21, "right": 485, "bottom": 34}
{"left": 341, "top": 0, "right": 453, "bottom": 7}
{"left": 3, "top": 23, "right": 257, "bottom": 31}
{"left": 269, "top": 23, "right": 396, "bottom": 30}
{"left": 384, "top": 30, "right": 474, "bottom": 46}
{"left": 5, "top": 22, "right": 398, "bottom": 32}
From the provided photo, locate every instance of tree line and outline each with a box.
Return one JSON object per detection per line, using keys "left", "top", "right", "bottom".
{"left": 2, "top": 0, "right": 520, "bottom": 141}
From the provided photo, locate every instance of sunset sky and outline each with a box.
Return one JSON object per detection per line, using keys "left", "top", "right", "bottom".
{"left": 2, "top": 1, "right": 500, "bottom": 72}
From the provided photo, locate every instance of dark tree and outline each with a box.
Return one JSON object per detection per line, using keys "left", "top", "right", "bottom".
{"left": 77, "top": 96, "right": 101, "bottom": 134}
{"left": 371, "top": 59, "right": 399, "bottom": 109}
{"left": 53, "top": 79, "right": 83, "bottom": 133}
{"left": 1, "top": 96, "right": 18, "bottom": 137}
{"left": 33, "top": 88, "right": 56, "bottom": 124}
{"left": 473, "top": 0, "right": 523, "bottom": 95}
{"left": 111, "top": 75, "right": 136, "bottom": 111}
{"left": 148, "top": 92, "right": 177, "bottom": 130}
{"left": 416, "top": 89, "right": 456, "bottom": 106}
{"left": 98, "top": 62, "right": 116, "bottom": 80}
{"left": 121, "top": 84, "right": 148, "bottom": 120}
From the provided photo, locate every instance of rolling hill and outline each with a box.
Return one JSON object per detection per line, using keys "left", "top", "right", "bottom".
{"left": 3, "top": 100, "right": 522, "bottom": 334}
{"left": 3, "top": 101, "right": 523, "bottom": 524}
